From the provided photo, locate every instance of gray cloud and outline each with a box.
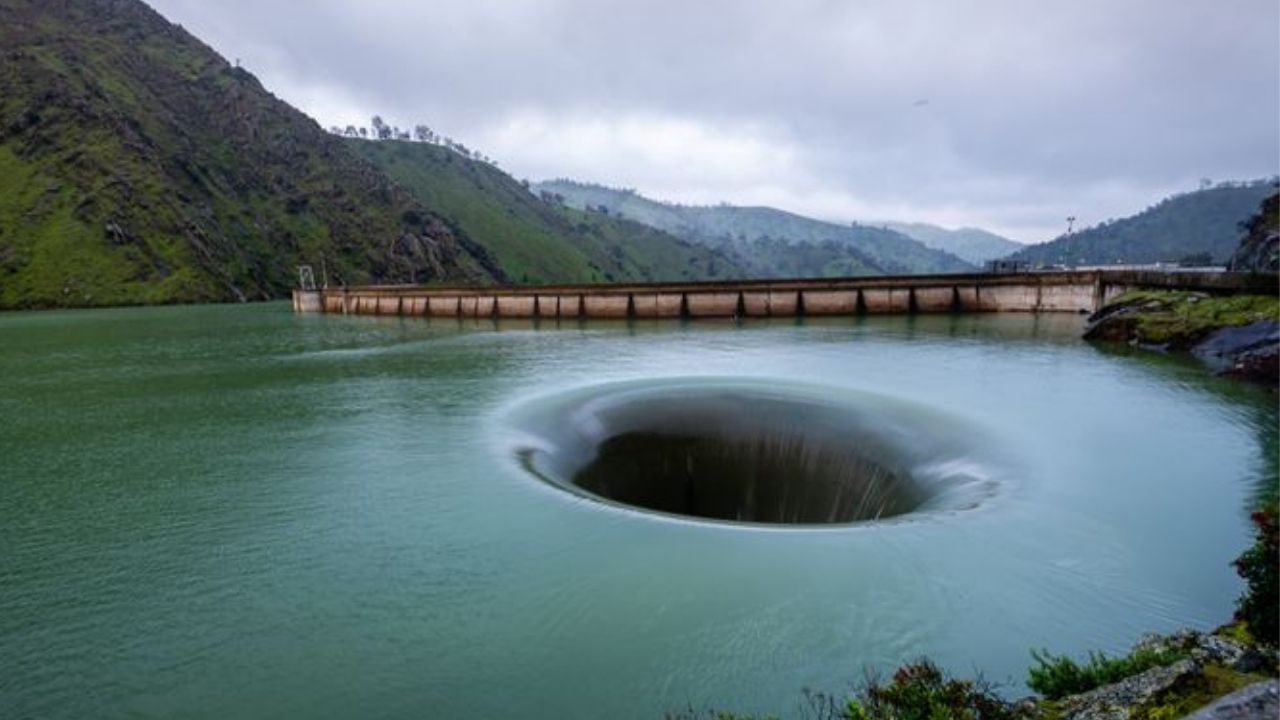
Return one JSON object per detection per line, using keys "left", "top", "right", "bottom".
{"left": 148, "top": 0, "right": 1279, "bottom": 241}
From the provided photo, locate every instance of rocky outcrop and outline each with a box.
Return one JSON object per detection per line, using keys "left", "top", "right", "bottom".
{"left": 1033, "top": 631, "right": 1278, "bottom": 720}
{"left": 1135, "top": 630, "right": 1275, "bottom": 675}
{"left": 1083, "top": 292, "right": 1279, "bottom": 385}
{"left": 1229, "top": 193, "right": 1279, "bottom": 274}
{"left": 1192, "top": 321, "right": 1280, "bottom": 383}
{"left": 1083, "top": 295, "right": 1182, "bottom": 346}
{"left": 1054, "top": 659, "right": 1202, "bottom": 720}
{"left": 1183, "top": 680, "right": 1278, "bottom": 720}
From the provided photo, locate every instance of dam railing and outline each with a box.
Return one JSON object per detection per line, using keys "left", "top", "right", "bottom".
{"left": 291, "top": 270, "right": 1276, "bottom": 319}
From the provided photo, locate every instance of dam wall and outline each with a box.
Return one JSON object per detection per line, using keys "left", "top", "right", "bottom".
{"left": 292, "top": 271, "right": 1276, "bottom": 320}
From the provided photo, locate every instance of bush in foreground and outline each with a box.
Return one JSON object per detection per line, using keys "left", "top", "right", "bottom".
{"left": 1026, "top": 646, "right": 1188, "bottom": 700}
{"left": 679, "top": 496, "right": 1277, "bottom": 719}
{"left": 846, "top": 661, "right": 1026, "bottom": 720}
{"left": 1232, "top": 500, "right": 1278, "bottom": 646}
{"left": 666, "top": 661, "right": 1024, "bottom": 720}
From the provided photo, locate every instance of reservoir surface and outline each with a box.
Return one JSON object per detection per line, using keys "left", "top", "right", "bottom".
{"left": 1, "top": 303, "right": 1274, "bottom": 719}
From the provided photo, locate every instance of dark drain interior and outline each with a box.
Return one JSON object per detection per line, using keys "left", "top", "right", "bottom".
{"left": 572, "top": 430, "right": 925, "bottom": 524}
{"left": 509, "top": 383, "right": 970, "bottom": 527}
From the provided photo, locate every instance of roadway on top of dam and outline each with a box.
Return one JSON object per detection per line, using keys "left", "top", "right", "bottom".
{"left": 293, "top": 269, "right": 1276, "bottom": 318}
{"left": 326, "top": 269, "right": 1272, "bottom": 296}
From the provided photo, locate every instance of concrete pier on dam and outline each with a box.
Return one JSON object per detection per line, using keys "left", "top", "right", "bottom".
{"left": 291, "top": 270, "right": 1276, "bottom": 320}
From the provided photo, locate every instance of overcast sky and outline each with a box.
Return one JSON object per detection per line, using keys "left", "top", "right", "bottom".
{"left": 147, "top": 0, "right": 1278, "bottom": 242}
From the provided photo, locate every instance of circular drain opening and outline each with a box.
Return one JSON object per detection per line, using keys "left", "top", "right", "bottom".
{"left": 573, "top": 428, "right": 922, "bottom": 524}
{"left": 508, "top": 379, "right": 999, "bottom": 527}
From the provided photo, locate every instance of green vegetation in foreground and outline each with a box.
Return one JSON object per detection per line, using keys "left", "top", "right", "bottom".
{"left": 1124, "top": 663, "right": 1272, "bottom": 720}
{"left": 673, "top": 655, "right": 1273, "bottom": 720}
{"left": 1099, "top": 290, "right": 1279, "bottom": 347}
{"left": 681, "top": 497, "right": 1280, "bottom": 719}
{"left": 667, "top": 660, "right": 1024, "bottom": 720}
{"left": 1233, "top": 500, "right": 1278, "bottom": 645}
{"left": 846, "top": 661, "right": 1026, "bottom": 720}
{"left": 350, "top": 140, "right": 744, "bottom": 284}
{"left": 1027, "top": 647, "right": 1189, "bottom": 700}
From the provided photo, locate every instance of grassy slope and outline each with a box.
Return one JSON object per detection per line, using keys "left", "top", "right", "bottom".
{"left": 1008, "top": 182, "right": 1277, "bottom": 266}
{"left": 1103, "top": 290, "right": 1279, "bottom": 346}
{"left": 534, "top": 180, "right": 976, "bottom": 276}
{"left": 0, "top": 0, "right": 494, "bottom": 309}
{"left": 353, "top": 140, "right": 745, "bottom": 284}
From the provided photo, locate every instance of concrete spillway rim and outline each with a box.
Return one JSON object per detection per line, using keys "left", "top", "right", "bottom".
{"left": 499, "top": 376, "right": 1008, "bottom": 532}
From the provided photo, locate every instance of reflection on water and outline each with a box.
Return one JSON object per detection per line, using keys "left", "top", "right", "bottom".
{"left": 0, "top": 304, "right": 1274, "bottom": 720}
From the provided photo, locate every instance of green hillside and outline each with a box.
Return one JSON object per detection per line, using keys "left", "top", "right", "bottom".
{"left": 533, "top": 180, "right": 975, "bottom": 276}
{"left": 0, "top": 0, "right": 499, "bottom": 309}
{"left": 351, "top": 141, "right": 745, "bottom": 284}
{"left": 1007, "top": 181, "right": 1277, "bottom": 267}
{"left": 879, "top": 222, "right": 1022, "bottom": 265}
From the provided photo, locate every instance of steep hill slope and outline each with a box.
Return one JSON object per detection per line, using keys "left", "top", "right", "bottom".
{"left": 879, "top": 222, "right": 1022, "bottom": 265}
{"left": 533, "top": 180, "right": 974, "bottom": 276}
{"left": 0, "top": 0, "right": 499, "bottom": 309}
{"left": 1007, "top": 181, "right": 1277, "bottom": 267}
{"left": 1229, "top": 192, "right": 1279, "bottom": 272}
{"left": 352, "top": 141, "right": 745, "bottom": 284}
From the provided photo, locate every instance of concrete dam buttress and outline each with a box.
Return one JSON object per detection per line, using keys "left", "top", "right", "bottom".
{"left": 291, "top": 271, "right": 1276, "bottom": 319}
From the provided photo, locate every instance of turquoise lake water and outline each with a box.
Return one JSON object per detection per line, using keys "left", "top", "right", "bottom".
{"left": 1, "top": 303, "right": 1274, "bottom": 719}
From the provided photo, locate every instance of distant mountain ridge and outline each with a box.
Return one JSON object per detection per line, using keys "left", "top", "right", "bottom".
{"left": 14, "top": 0, "right": 1267, "bottom": 311}
{"left": 877, "top": 222, "right": 1022, "bottom": 265}
{"left": 1006, "top": 181, "right": 1277, "bottom": 267}
{"left": 351, "top": 140, "right": 746, "bottom": 284}
{"left": 532, "top": 180, "right": 974, "bottom": 277}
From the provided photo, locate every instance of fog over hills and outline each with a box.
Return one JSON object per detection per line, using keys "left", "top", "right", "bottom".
{"left": 534, "top": 180, "right": 974, "bottom": 277}
{"left": 4, "top": 0, "right": 1275, "bottom": 310}
{"left": 877, "top": 222, "right": 1023, "bottom": 266}
{"left": 142, "top": 0, "right": 1279, "bottom": 242}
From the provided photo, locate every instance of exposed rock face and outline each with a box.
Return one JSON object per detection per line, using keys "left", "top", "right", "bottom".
{"left": 1082, "top": 296, "right": 1178, "bottom": 345}
{"left": 1054, "top": 659, "right": 1203, "bottom": 720}
{"left": 1136, "top": 630, "right": 1275, "bottom": 675}
{"left": 1193, "top": 321, "right": 1280, "bottom": 384}
{"left": 1084, "top": 293, "right": 1278, "bottom": 385}
{"left": 1229, "top": 193, "right": 1279, "bottom": 273}
{"left": 1044, "top": 631, "right": 1278, "bottom": 720}
{"left": 1083, "top": 193, "right": 1280, "bottom": 385}
{"left": 1184, "top": 680, "right": 1279, "bottom": 720}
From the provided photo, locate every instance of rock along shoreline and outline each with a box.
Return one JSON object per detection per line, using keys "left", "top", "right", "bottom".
{"left": 1083, "top": 290, "right": 1279, "bottom": 385}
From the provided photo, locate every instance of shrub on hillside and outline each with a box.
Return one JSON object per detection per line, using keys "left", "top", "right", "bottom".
{"left": 668, "top": 661, "right": 1024, "bottom": 720}
{"left": 1233, "top": 500, "right": 1278, "bottom": 646}
{"left": 845, "top": 660, "right": 1025, "bottom": 720}
{"left": 1026, "top": 646, "right": 1188, "bottom": 700}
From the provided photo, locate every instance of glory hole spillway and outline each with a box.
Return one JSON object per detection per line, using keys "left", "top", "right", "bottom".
{"left": 1, "top": 273, "right": 1275, "bottom": 720}
{"left": 508, "top": 379, "right": 999, "bottom": 526}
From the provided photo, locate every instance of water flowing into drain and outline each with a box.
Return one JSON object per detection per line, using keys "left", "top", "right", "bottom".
{"left": 574, "top": 431, "right": 920, "bottom": 523}
{"left": 506, "top": 379, "right": 1001, "bottom": 527}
